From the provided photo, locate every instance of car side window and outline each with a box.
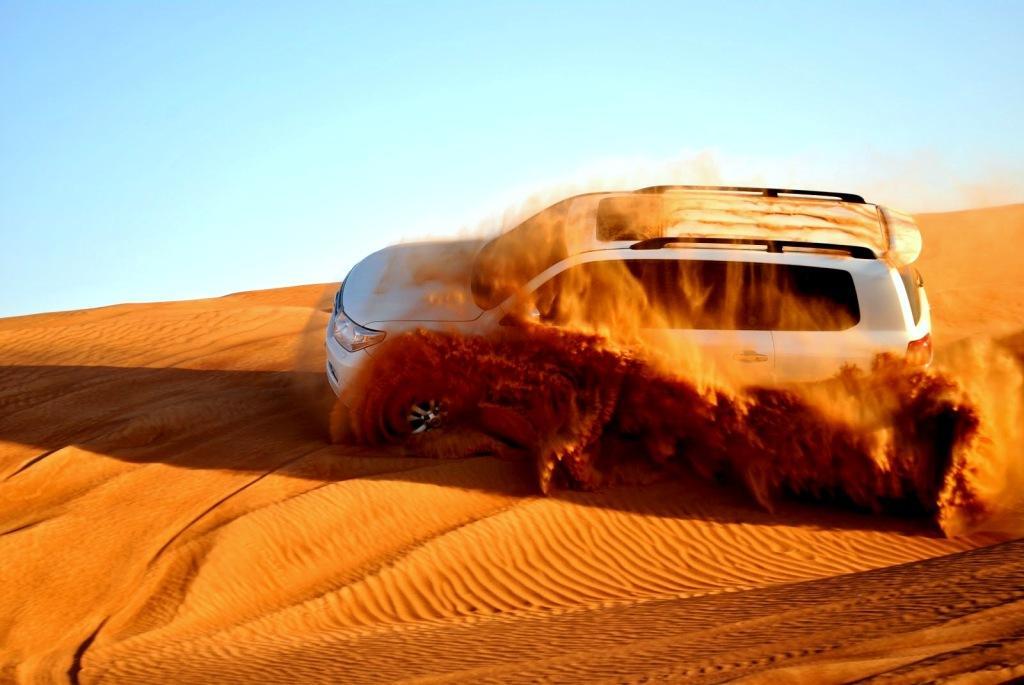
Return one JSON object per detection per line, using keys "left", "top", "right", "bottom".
{"left": 528, "top": 260, "right": 860, "bottom": 331}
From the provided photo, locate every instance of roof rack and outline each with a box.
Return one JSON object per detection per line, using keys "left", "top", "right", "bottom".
{"left": 634, "top": 185, "right": 866, "bottom": 204}
{"left": 629, "top": 236, "right": 876, "bottom": 259}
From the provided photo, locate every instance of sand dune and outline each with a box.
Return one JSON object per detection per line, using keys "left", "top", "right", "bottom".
{"left": 1, "top": 205, "right": 1022, "bottom": 683}
{"left": 917, "top": 203, "right": 1024, "bottom": 344}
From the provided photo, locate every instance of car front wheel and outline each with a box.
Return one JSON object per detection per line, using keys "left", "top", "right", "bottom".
{"left": 407, "top": 399, "right": 444, "bottom": 433}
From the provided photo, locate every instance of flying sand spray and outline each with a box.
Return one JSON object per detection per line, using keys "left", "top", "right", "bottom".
{"left": 330, "top": 184, "right": 1024, "bottom": 538}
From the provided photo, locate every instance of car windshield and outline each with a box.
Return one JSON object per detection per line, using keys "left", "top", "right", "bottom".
{"left": 530, "top": 259, "right": 860, "bottom": 331}
{"left": 471, "top": 199, "right": 572, "bottom": 310}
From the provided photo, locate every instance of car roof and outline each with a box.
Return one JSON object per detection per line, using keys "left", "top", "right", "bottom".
{"left": 470, "top": 186, "right": 922, "bottom": 309}
{"left": 568, "top": 188, "right": 917, "bottom": 259}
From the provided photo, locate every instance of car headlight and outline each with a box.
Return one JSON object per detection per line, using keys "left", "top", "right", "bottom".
{"left": 332, "top": 311, "right": 386, "bottom": 352}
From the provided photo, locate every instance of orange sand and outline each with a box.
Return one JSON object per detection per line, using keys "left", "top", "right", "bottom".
{"left": 1, "top": 205, "right": 1022, "bottom": 683}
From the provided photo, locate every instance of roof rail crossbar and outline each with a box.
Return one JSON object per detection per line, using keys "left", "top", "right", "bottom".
{"left": 628, "top": 236, "right": 876, "bottom": 259}
{"left": 635, "top": 185, "right": 866, "bottom": 204}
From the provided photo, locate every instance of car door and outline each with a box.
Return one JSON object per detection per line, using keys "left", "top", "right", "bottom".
{"left": 637, "top": 257, "right": 775, "bottom": 385}
{"left": 653, "top": 328, "right": 775, "bottom": 386}
{"left": 765, "top": 263, "right": 867, "bottom": 382}
{"left": 771, "top": 330, "right": 870, "bottom": 382}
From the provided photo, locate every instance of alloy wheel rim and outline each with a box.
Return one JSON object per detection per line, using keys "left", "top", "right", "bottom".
{"left": 408, "top": 400, "right": 443, "bottom": 433}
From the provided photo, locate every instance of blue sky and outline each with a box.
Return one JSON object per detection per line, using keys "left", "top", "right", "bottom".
{"left": 2, "top": 1, "right": 1023, "bottom": 317}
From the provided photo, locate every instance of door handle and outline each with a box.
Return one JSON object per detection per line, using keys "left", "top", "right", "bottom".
{"left": 734, "top": 350, "right": 769, "bottom": 363}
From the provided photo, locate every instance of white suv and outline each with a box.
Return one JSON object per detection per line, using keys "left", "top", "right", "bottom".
{"left": 326, "top": 186, "right": 931, "bottom": 430}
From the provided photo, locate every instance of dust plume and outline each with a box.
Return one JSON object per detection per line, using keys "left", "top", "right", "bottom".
{"left": 441, "top": 149, "right": 1024, "bottom": 243}
{"left": 933, "top": 338, "right": 1024, "bottom": 535}
{"left": 331, "top": 325, "right": 1022, "bottom": 537}
{"left": 328, "top": 185, "right": 1022, "bottom": 538}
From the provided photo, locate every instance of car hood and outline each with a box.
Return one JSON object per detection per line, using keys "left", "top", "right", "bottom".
{"left": 342, "top": 239, "right": 489, "bottom": 327}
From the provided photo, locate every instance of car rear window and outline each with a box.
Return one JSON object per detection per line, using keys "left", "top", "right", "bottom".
{"left": 532, "top": 260, "right": 860, "bottom": 331}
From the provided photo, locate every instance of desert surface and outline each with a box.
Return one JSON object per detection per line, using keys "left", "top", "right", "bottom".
{"left": 2, "top": 204, "right": 1023, "bottom": 684}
